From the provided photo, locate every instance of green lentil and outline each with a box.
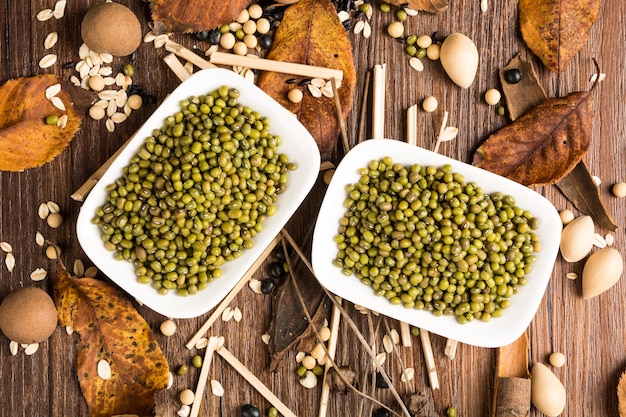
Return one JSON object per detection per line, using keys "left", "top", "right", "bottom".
{"left": 192, "top": 354, "right": 203, "bottom": 368}
{"left": 268, "top": 407, "right": 279, "bottom": 417}
{"left": 45, "top": 114, "right": 59, "bottom": 125}
{"left": 379, "top": 2, "right": 391, "bottom": 12}
{"left": 93, "top": 87, "right": 296, "bottom": 296}
{"left": 123, "top": 63, "right": 135, "bottom": 77}
{"left": 333, "top": 158, "right": 540, "bottom": 324}
{"left": 497, "top": 105, "right": 506, "bottom": 116}
{"left": 447, "top": 406, "right": 457, "bottom": 417}
{"left": 175, "top": 364, "right": 188, "bottom": 375}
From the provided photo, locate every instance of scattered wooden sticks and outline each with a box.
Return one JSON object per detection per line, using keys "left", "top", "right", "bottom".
{"left": 189, "top": 336, "right": 223, "bottom": 417}
{"left": 371, "top": 64, "right": 386, "bottom": 139}
{"left": 318, "top": 296, "right": 342, "bottom": 417}
{"left": 420, "top": 329, "right": 440, "bottom": 390}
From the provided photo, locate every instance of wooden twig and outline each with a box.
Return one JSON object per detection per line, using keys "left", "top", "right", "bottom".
{"left": 406, "top": 104, "right": 418, "bottom": 147}
{"left": 444, "top": 339, "right": 458, "bottom": 360}
{"left": 189, "top": 336, "right": 223, "bottom": 417}
{"left": 163, "top": 53, "right": 193, "bottom": 82}
{"left": 216, "top": 345, "right": 297, "bottom": 417}
{"left": 330, "top": 77, "right": 350, "bottom": 153}
{"left": 371, "top": 64, "right": 386, "bottom": 139}
{"left": 399, "top": 322, "right": 412, "bottom": 347}
{"left": 165, "top": 40, "right": 216, "bottom": 70}
{"left": 185, "top": 235, "right": 281, "bottom": 349}
{"left": 358, "top": 70, "right": 371, "bottom": 144}
{"left": 419, "top": 329, "right": 439, "bottom": 390}
{"left": 318, "top": 296, "right": 342, "bottom": 417}
{"left": 210, "top": 51, "right": 344, "bottom": 81}
{"left": 433, "top": 110, "right": 449, "bottom": 154}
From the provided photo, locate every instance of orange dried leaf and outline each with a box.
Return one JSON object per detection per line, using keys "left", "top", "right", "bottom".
{"left": 256, "top": 0, "right": 356, "bottom": 157}
{"left": 387, "top": 0, "right": 448, "bottom": 13}
{"left": 519, "top": 0, "right": 600, "bottom": 73}
{"left": 472, "top": 90, "right": 593, "bottom": 187}
{"left": 151, "top": 0, "right": 252, "bottom": 34}
{"left": 53, "top": 265, "right": 169, "bottom": 417}
{"left": 0, "top": 75, "right": 88, "bottom": 172}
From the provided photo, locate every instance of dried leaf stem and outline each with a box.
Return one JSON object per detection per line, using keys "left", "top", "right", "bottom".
{"left": 210, "top": 51, "right": 344, "bottom": 81}
{"left": 216, "top": 345, "right": 297, "bottom": 417}
{"left": 185, "top": 235, "right": 281, "bottom": 350}
{"left": 372, "top": 64, "right": 386, "bottom": 139}
{"left": 280, "top": 230, "right": 412, "bottom": 417}
{"left": 318, "top": 296, "right": 342, "bottom": 417}
{"left": 330, "top": 77, "right": 350, "bottom": 152}
{"left": 358, "top": 70, "right": 371, "bottom": 144}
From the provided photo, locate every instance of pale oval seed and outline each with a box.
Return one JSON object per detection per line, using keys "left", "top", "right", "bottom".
{"left": 480, "top": 0, "right": 488, "bottom": 12}
{"left": 375, "top": 352, "right": 387, "bottom": 366}
{"left": 66, "top": 325, "right": 74, "bottom": 335}
{"left": 248, "top": 278, "right": 263, "bottom": 294}
{"left": 362, "top": 21, "right": 372, "bottom": 38}
{"left": 143, "top": 32, "right": 157, "bottom": 43}
{"left": 45, "top": 83, "right": 61, "bottom": 99}
{"left": 404, "top": 7, "right": 418, "bottom": 16}
{"left": 36, "top": 8, "right": 54, "bottom": 21}
{"left": 593, "top": 233, "right": 607, "bottom": 248}
{"left": 261, "top": 333, "right": 271, "bottom": 344}
{"left": 44, "top": 32, "right": 59, "bottom": 49}
{"left": 154, "top": 34, "right": 169, "bottom": 49}
{"left": 24, "top": 343, "right": 39, "bottom": 355}
{"left": 106, "top": 100, "right": 117, "bottom": 118}
{"left": 321, "top": 84, "right": 334, "bottom": 98}
{"left": 5, "top": 252, "right": 15, "bottom": 272}
{"left": 111, "top": 112, "right": 128, "bottom": 124}
{"left": 50, "top": 96, "right": 65, "bottom": 111}
{"left": 233, "top": 307, "right": 242, "bottom": 322}
{"left": 84, "top": 266, "right": 98, "bottom": 277}
{"left": 409, "top": 57, "right": 424, "bottom": 72}
{"left": 89, "top": 105, "right": 106, "bottom": 120}
{"left": 400, "top": 367, "right": 415, "bottom": 382}
{"left": 382, "top": 334, "right": 393, "bottom": 353}
{"left": 353, "top": 20, "right": 365, "bottom": 35}
{"left": 30, "top": 268, "right": 48, "bottom": 282}
{"left": 195, "top": 337, "right": 209, "bottom": 349}
{"left": 210, "top": 380, "right": 225, "bottom": 397}
{"left": 100, "top": 53, "right": 113, "bottom": 64}
{"left": 307, "top": 84, "right": 322, "bottom": 98}
{"left": 177, "top": 405, "right": 191, "bottom": 417}
{"left": 47, "top": 212, "right": 63, "bottom": 228}
{"left": 46, "top": 245, "right": 60, "bottom": 260}
{"left": 565, "top": 272, "right": 578, "bottom": 280}
{"left": 39, "top": 54, "right": 58, "bottom": 69}
{"left": 36, "top": 232, "right": 45, "bottom": 247}
{"left": 53, "top": 0, "right": 66, "bottom": 19}
{"left": 299, "top": 371, "right": 318, "bottom": 389}
{"left": 0, "top": 241, "right": 13, "bottom": 252}
{"left": 9, "top": 340, "right": 19, "bottom": 356}
{"left": 606, "top": 233, "right": 615, "bottom": 246}
{"left": 57, "top": 114, "right": 68, "bottom": 129}
{"left": 295, "top": 351, "right": 306, "bottom": 362}
{"left": 116, "top": 90, "right": 128, "bottom": 107}
{"left": 167, "top": 372, "right": 174, "bottom": 389}
{"left": 70, "top": 75, "right": 81, "bottom": 87}
{"left": 389, "top": 329, "right": 400, "bottom": 345}
{"left": 222, "top": 306, "right": 233, "bottom": 322}
{"left": 97, "top": 359, "right": 112, "bottom": 380}
{"left": 106, "top": 118, "right": 115, "bottom": 132}
{"left": 311, "top": 78, "right": 326, "bottom": 88}
{"left": 78, "top": 43, "right": 90, "bottom": 60}
{"left": 74, "top": 259, "right": 85, "bottom": 277}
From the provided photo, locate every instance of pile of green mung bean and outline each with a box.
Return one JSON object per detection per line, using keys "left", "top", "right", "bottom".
{"left": 333, "top": 157, "right": 540, "bottom": 324}
{"left": 92, "top": 86, "right": 296, "bottom": 296}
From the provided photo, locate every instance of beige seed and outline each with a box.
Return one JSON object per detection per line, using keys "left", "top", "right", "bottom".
{"left": 99, "top": 66, "right": 113, "bottom": 76}
{"left": 382, "top": 334, "right": 393, "bottom": 353}
{"left": 387, "top": 21, "right": 404, "bottom": 38}
{"left": 78, "top": 43, "right": 90, "bottom": 60}
{"left": 229, "top": 22, "right": 243, "bottom": 31}
{"left": 45, "top": 83, "right": 61, "bottom": 99}
{"left": 205, "top": 44, "right": 219, "bottom": 56}
{"left": 592, "top": 175, "right": 601, "bottom": 186}
{"left": 310, "top": 343, "right": 325, "bottom": 360}
{"left": 107, "top": 99, "right": 117, "bottom": 117}
{"left": 115, "top": 72, "right": 126, "bottom": 87}
{"left": 88, "top": 75, "right": 105, "bottom": 92}
{"left": 222, "top": 306, "right": 233, "bottom": 322}
{"left": 426, "top": 43, "right": 441, "bottom": 60}
{"left": 220, "top": 32, "right": 236, "bottom": 50}
{"left": 243, "top": 20, "right": 256, "bottom": 35}
{"left": 57, "top": 114, "right": 68, "bottom": 129}
{"left": 404, "top": 7, "right": 418, "bottom": 16}
{"left": 30, "top": 268, "right": 48, "bottom": 282}
{"left": 89, "top": 105, "right": 106, "bottom": 120}
{"left": 353, "top": 20, "right": 365, "bottom": 35}
{"left": 160, "top": 319, "right": 177, "bottom": 336}
{"left": 0, "top": 241, "right": 12, "bottom": 252}
{"left": 256, "top": 18, "right": 271, "bottom": 34}
{"left": 100, "top": 53, "right": 113, "bottom": 64}
{"left": 243, "top": 34, "right": 258, "bottom": 49}
{"left": 5, "top": 252, "right": 15, "bottom": 272}
{"left": 167, "top": 372, "right": 174, "bottom": 389}
{"left": 606, "top": 233, "right": 615, "bottom": 246}
{"left": 179, "top": 389, "right": 195, "bottom": 405}
{"left": 559, "top": 209, "right": 575, "bottom": 225}
{"left": 9, "top": 340, "right": 19, "bottom": 356}
{"left": 299, "top": 371, "right": 318, "bottom": 389}
{"left": 320, "top": 84, "right": 334, "bottom": 98}
{"left": 233, "top": 307, "right": 243, "bottom": 322}
{"left": 73, "top": 259, "right": 85, "bottom": 277}
{"left": 50, "top": 96, "right": 65, "bottom": 111}
{"left": 422, "top": 95, "right": 438, "bottom": 112}
{"left": 593, "top": 233, "right": 607, "bottom": 248}
{"left": 481, "top": 0, "right": 488, "bottom": 12}
{"left": 127, "top": 94, "right": 143, "bottom": 110}
{"left": 84, "top": 266, "right": 98, "bottom": 277}
{"left": 484, "top": 88, "right": 501, "bottom": 105}
{"left": 301, "top": 355, "right": 316, "bottom": 370}
{"left": 44, "top": 32, "right": 59, "bottom": 49}
{"left": 248, "top": 3, "right": 263, "bottom": 19}
{"left": 47, "top": 212, "right": 63, "bottom": 228}
{"left": 195, "top": 337, "right": 209, "bottom": 349}
{"left": 123, "top": 103, "right": 132, "bottom": 116}
{"left": 362, "top": 21, "right": 372, "bottom": 38}
{"left": 177, "top": 405, "right": 191, "bottom": 417}
{"left": 35, "top": 232, "right": 45, "bottom": 247}
{"left": 400, "top": 367, "right": 415, "bottom": 382}
{"left": 70, "top": 75, "right": 81, "bottom": 87}
{"left": 307, "top": 84, "right": 322, "bottom": 98}
{"left": 39, "top": 54, "right": 58, "bottom": 69}
{"left": 287, "top": 88, "right": 303, "bottom": 104}
{"left": 154, "top": 34, "right": 169, "bottom": 49}
{"left": 417, "top": 35, "right": 433, "bottom": 48}
{"left": 249, "top": 278, "right": 263, "bottom": 294}
{"left": 375, "top": 352, "right": 387, "bottom": 366}
{"left": 66, "top": 325, "right": 74, "bottom": 335}
{"left": 24, "top": 343, "right": 39, "bottom": 356}
{"left": 111, "top": 112, "right": 128, "bottom": 124}
{"left": 210, "top": 380, "right": 225, "bottom": 397}
{"left": 243, "top": 68, "right": 255, "bottom": 83}
{"left": 565, "top": 272, "right": 578, "bottom": 280}
{"left": 53, "top": 0, "right": 66, "bottom": 19}
{"left": 233, "top": 41, "right": 248, "bottom": 56}
{"left": 97, "top": 359, "right": 112, "bottom": 380}
{"left": 319, "top": 326, "right": 331, "bottom": 342}
{"left": 236, "top": 8, "right": 250, "bottom": 23}
{"left": 46, "top": 245, "right": 60, "bottom": 260}
{"left": 36, "top": 8, "right": 54, "bottom": 21}
{"left": 389, "top": 329, "right": 400, "bottom": 345}
{"left": 549, "top": 352, "right": 566, "bottom": 368}
{"left": 143, "top": 32, "right": 157, "bottom": 43}
{"left": 116, "top": 90, "right": 128, "bottom": 107}
{"left": 612, "top": 182, "right": 626, "bottom": 197}
{"left": 409, "top": 57, "right": 424, "bottom": 72}
{"left": 323, "top": 169, "right": 335, "bottom": 184}
{"left": 261, "top": 334, "right": 271, "bottom": 344}
{"left": 295, "top": 351, "right": 306, "bottom": 362}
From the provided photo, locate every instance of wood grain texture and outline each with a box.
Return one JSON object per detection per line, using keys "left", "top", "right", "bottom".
{"left": 1, "top": 1, "right": 625, "bottom": 416}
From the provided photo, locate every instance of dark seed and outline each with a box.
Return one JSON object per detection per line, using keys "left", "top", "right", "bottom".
{"left": 298, "top": 78, "right": 312, "bottom": 86}
{"left": 372, "top": 408, "right": 391, "bottom": 417}
{"left": 207, "top": 29, "right": 221, "bottom": 45}
{"left": 273, "top": 246, "right": 286, "bottom": 260}
{"left": 241, "top": 404, "right": 261, "bottom": 417}
{"left": 261, "top": 277, "right": 276, "bottom": 294}
{"left": 285, "top": 78, "right": 297, "bottom": 85}
{"left": 268, "top": 261, "right": 284, "bottom": 278}
{"left": 258, "top": 34, "right": 273, "bottom": 49}
{"left": 195, "top": 30, "right": 210, "bottom": 41}
{"left": 62, "top": 61, "right": 74, "bottom": 69}
{"left": 375, "top": 371, "right": 389, "bottom": 388}
{"left": 503, "top": 68, "right": 522, "bottom": 84}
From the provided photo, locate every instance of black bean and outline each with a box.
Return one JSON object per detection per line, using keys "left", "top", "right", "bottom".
{"left": 207, "top": 29, "right": 221, "bottom": 45}
{"left": 273, "top": 246, "right": 286, "bottom": 260}
{"left": 195, "top": 30, "right": 210, "bottom": 41}
{"left": 62, "top": 61, "right": 74, "bottom": 69}
{"left": 503, "top": 68, "right": 522, "bottom": 84}
{"left": 241, "top": 404, "right": 261, "bottom": 417}
{"left": 261, "top": 277, "right": 276, "bottom": 294}
{"left": 268, "top": 261, "right": 284, "bottom": 278}
{"left": 298, "top": 78, "right": 312, "bottom": 86}
{"left": 285, "top": 78, "right": 297, "bottom": 85}
{"left": 375, "top": 371, "right": 389, "bottom": 388}
{"left": 258, "top": 34, "right": 273, "bottom": 49}
{"left": 372, "top": 408, "right": 391, "bottom": 417}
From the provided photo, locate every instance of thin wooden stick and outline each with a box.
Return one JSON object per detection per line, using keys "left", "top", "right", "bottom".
{"left": 163, "top": 53, "right": 193, "bottom": 82}
{"left": 358, "top": 70, "right": 371, "bottom": 144}
{"left": 318, "top": 296, "right": 342, "bottom": 417}
{"left": 444, "top": 339, "right": 458, "bottom": 360}
{"left": 330, "top": 77, "right": 350, "bottom": 153}
{"left": 433, "top": 110, "right": 449, "bottom": 154}
{"left": 185, "top": 235, "right": 281, "bottom": 349}
{"left": 420, "top": 329, "right": 440, "bottom": 390}
{"left": 406, "top": 104, "right": 418, "bottom": 146}
{"left": 216, "top": 345, "right": 297, "bottom": 417}
{"left": 399, "top": 322, "right": 412, "bottom": 347}
{"left": 165, "top": 40, "right": 216, "bottom": 70}
{"left": 371, "top": 64, "right": 386, "bottom": 139}
{"left": 189, "top": 336, "right": 223, "bottom": 417}
{"left": 210, "top": 51, "right": 344, "bottom": 81}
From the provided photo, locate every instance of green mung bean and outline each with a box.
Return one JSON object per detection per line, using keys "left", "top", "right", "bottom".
{"left": 93, "top": 87, "right": 296, "bottom": 296}
{"left": 333, "top": 158, "right": 540, "bottom": 323}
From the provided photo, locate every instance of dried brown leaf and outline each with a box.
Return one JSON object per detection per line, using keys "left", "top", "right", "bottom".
{"left": 0, "top": 75, "right": 89, "bottom": 171}
{"left": 256, "top": 0, "right": 356, "bottom": 157}
{"left": 519, "top": 0, "right": 600, "bottom": 73}
{"left": 387, "top": 0, "right": 448, "bottom": 13}
{"left": 472, "top": 89, "right": 594, "bottom": 186}
{"left": 619, "top": 371, "right": 626, "bottom": 417}
{"left": 53, "top": 265, "right": 169, "bottom": 417}
{"left": 151, "top": 0, "right": 252, "bottom": 34}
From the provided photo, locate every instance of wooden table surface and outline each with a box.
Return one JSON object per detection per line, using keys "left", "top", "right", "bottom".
{"left": 2, "top": 1, "right": 625, "bottom": 416}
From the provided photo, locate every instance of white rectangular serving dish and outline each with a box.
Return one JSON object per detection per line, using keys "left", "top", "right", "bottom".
{"left": 311, "top": 139, "right": 561, "bottom": 348}
{"left": 77, "top": 68, "right": 321, "bottom": 318}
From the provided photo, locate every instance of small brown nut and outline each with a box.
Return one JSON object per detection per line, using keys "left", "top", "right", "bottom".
{"left": 558, "top": 209, "right": 575, "bottom": 225}
{"left": 47, "top": 212, "right": 63, "bottom": 228}
{"left": 288, "top": 88, "right": 303, "bottom": 104}
{"left": 179, "top": 389, "right": 195, "bottom": 406}
{"left": 387, "top": 21, "right": 404, "bottom": 38}
{"left": 46, "top": 245, "right": 60, "bottom": 260}
{"left": 88, "top": 75, "right": 105, "bottom": 92}
{"left": 127, "top": 94, "right": 143, "bottom": 110}
{"left": 89, "top": 105, "right": 106, "bottom": 120}
{"left": 612, "top": 182, "right": 626, "bottom": 198}
{"left": 484, "top": 88, "right": 501, "bottom": 105}
{"left": 422, "top": 96, "right": 438, "bottom": 113}
{"left": 549, "top": 352, "right": 566, "bottom": 368}
{"left": 81, "top": 2, "right": 142, "bottom": 56}
{"left": 160, "top": 319, "right": 176, "bottom": 336}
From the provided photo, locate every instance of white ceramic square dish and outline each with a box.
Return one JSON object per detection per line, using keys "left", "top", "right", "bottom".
{"left": 311, "top": 139, "right": 561, "bottom": 348}
{"left": 77, "top": 68, "right": 321, "bottom": 318}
